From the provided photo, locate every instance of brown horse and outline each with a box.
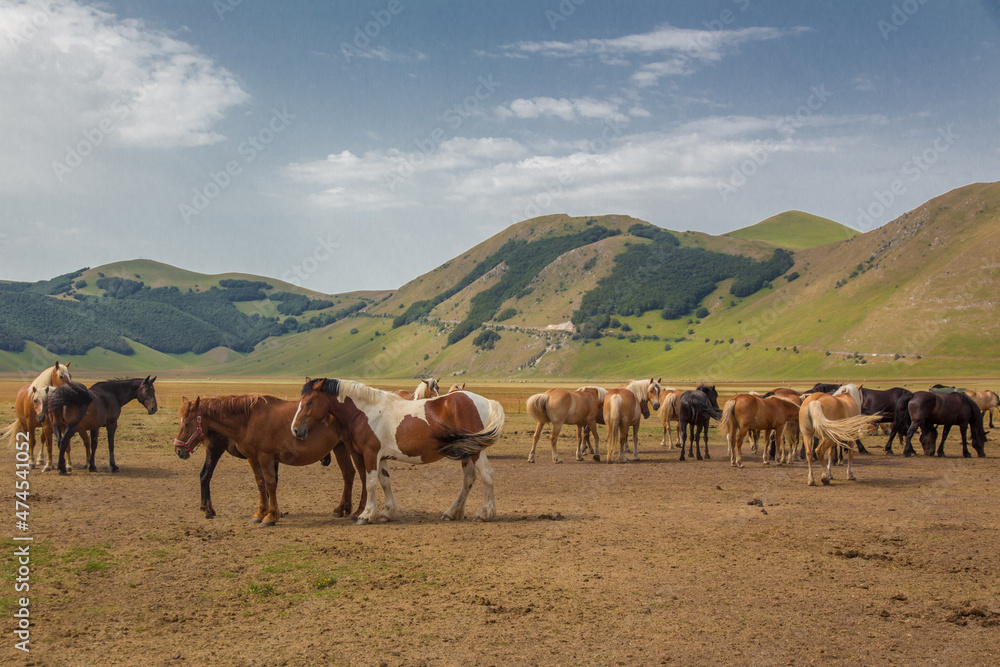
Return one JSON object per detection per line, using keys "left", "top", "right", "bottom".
{"left": 798, "top": 385, "right": 878, "bottom": 486}
{"left": 720, "top": 394, "right": 800, "bottom": 468}
{"left": 656, "top": 387, "right": 684, "bottom": 448}
{"left": 394, "top": 378, "right": 440, "bottom": 400}
{"left": 174, "top": 394, "right": 363, "bottom": 525}
{"left": 1, "top": 361, "right": 73, "bottom": 469}
{"left": 603, "top": 379, "right": 662, "bottom": 463}
{"left": 526, "top": 387, "right": 603, "bottom": 463}
{"left": 963, "top": 389, "right": 999, "bottom": 428}
{"left": 292, "top": 378, "right": 504, "bottom": 524}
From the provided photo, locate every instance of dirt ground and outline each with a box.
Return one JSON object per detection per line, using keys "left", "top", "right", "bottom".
{"left": 2, "top": 379, "right": 1000, "bottom": 666}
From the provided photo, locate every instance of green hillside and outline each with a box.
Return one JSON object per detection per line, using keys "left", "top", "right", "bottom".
{"left": 726, "top": 210, "right": 857, "bottom": 249}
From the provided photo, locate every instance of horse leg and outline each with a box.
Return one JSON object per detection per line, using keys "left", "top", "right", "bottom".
{"left": 28, "top": 424, "right": 38, "bottom": 469}
{"left": 855, "top": 438, "right": 869, "bottom": 455}
{"left": 678, "top": 422, "right": 687, "bottom": 462}
{"left": 331, "top": 443, "right": 355, "bottom": 518}
{"left": 377, "top": 461, "right": 400, "bottom": 522}
{"left": 473, "top": 452, "right": 496, "bottom": 522}
{"left": 86, "top": 429, "right": 98, "bottom": 472}
{"left": 846, "top": 445, "right": 856, "bottom": 481}
{"left": 244, "top": 455, "right": 269, "bottom": 523}
{"left": 750, "top": 430, "right": 758, "bottom": 453}
{"left": 549, "top": 422, "right": 564, "bottom": 464}
{"left": 804, "top": 427, "right": 816, "bottom": 486}
{"left": 630, "top": 423, "right": 640, "bottom": 461}
{"left": 903, "top": 422, "right": 919, "bottom": 457}
{"left": 442, "top": 457, "right": 476, "bottom": 522}
{"left": 57, "top": 424, "right": 76, "bottom": 475}
{"left": 703, "top": 420, "right": 711, "bottom": 460}
{"left": 105, "top": 423, "right": 119, "bottom": 472}
{"left": 959, "top": 424, "right": 971, "bottom": 459}
{"left": 40, "top": 422, "right": 51, "bottom": 471}
{"left": 528, "top": 421, "right": 545, "bottom": 463}
{"left": 820, "top": 441, "right": 834, "bottom": 485}
{"left": 256, "top": 453, "right": 280, "bottom": 526}
{"left": 356, "top": 450, "right": 381, "bottom": 525}
{"left": 199, "top": 444, "right": 225, "bottom": 518}
{"left": 937, "top": 424, "right": 951, "bottom": 457}
{"left": 733, "top": 427, "right": 747, "bottom": 468}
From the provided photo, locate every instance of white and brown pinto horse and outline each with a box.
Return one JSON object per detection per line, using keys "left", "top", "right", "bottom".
{"left": 798, "top": 385, "right": 878, "bottom": 486}
{"left": 604, "top": 378, "right": 662, "bottom": 463}
{"left": 292, "top": 378, "right": 505, "bottom": 524}
{"left": 393, "top": 378, "right": 440, "bottom": 400}
{"left": 526, "top": 387, "right": 603, "bottom": 463}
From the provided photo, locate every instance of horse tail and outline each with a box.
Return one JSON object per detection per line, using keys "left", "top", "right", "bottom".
{"left": 806, "top": 402, "right": 878, "bottom": 451}
{"left": 719, "top": 399, "right": 737, "bottom": 447}
{"left": 45, "top": 382, "right": 93, "bottom": 427}
{"left": 892, "top": 392, "right": 913, "bottom": 435}
{"left": 2, "top": 420, "right": 21, "bottom": 445}
{"left": 437, "top": 399, "right": 505, "bottom": 460}
{"left": 660, "top": 391, "right": 679, "bottom": 421}
{"left": 605, "top": 394, "right": 623, "bottom": 459}
{"left": 526, "top": 393, "right": 549, "bottom": 425}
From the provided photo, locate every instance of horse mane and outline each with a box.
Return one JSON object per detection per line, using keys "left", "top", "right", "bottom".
{"left": 90, "top": 377, "right": 143, "bottom": 391}
{"left": 30, "top": 362, "right": 70, "bottom": 391}
{"left": 624, "top": 380, "right": 651, "bottom": 402}
{"left": 413, "top": 379, "right": 439, "bottom": 400}
{"left": 833, "top": 384, "right": 862, "bottom": 406}
{"left": 768, "top": 394, "right": 799, "bottom": 405}
{"left": 577, "top": 385, "right": 607, "bottom": 400}
{"left": 307, "top": 378, "right": 403, "bottom": 406}
{"left": 187, "top": 394, "right": 278, "bottom": 420}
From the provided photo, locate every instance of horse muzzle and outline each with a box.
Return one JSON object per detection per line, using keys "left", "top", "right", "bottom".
{"left": 291, "top": 424, "right": 308, "bottom": 440}
{"left": 175, "top": 446, "right": 191, "bottom": 460}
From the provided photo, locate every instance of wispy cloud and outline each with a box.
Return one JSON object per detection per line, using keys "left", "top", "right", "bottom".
{"left": 495, "top": 97, "right": 631, "bottom": 123}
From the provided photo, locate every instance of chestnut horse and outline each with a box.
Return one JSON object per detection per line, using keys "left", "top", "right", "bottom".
{"left": 657, "top": 387, "right": 684, "bottom": 448}
{"left": 1, "top": 361, "right": 73, "bottom": 469}
{"left": 526, "top": 387, "right": 602, "bottom": 463}
{"left": 720, "top": 394, "right": 801, "bottom": 468}
{"left": 394, "top": 378, "right": 440, "bottom": 400}
{"left": 292, "top": 378, "right": 505, "bottom": 524}
{"left": 798, "top": 385, "right": 878, "bottom": 486}
{"left": 46, "top": 377, "right": 158, "bottom": 474}
{"left": 963, "top": 389, "right": 999, "bottom": 429}
{"left": 174, "top": 394, "right": 363, "bottom": 525}
{"left": 603, "top": 378, "right": 662, "bottom": 463}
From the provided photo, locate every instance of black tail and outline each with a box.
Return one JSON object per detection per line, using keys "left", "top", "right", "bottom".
{"left": 892, "top": 393, "right": 912, "bottom": 436}
{"left": 46, "top": 381, "right": 93, "bottom": 417}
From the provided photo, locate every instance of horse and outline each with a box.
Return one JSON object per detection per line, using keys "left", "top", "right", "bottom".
{"left": 447, "top": 382, "right": 466, "bottom": 393}
{"left": 904, "top": 391, "right": 986, "bottom": 458}
{"left": 719, "top": 393, "right": 801, "bottom": 467}
{"left": 292, "top": 378, "right": 505, "bottom": 524}
{"left": 394, "top": 378, "right": 440, "bottom": 400}
{"left": 46, "top": 377, "right": 158, "bottom": 474}
{"left": 656, "top": 387, "right": 685, "bottom": 448}
{"left": 860, "top": 387, "right": 913, "bottom": 454}
{"left": 526, "top": 387, "right": 603, "bottom": 463}
{"left": 603, "top": 379, "right": 662, "bottom": 463}
{"left": 677, "top": 385, "right": 721, "bottom": 461}
{"left": 1, "top": 361, "right": 73, "bottom": 469}
{"left": 802, "top": 382, "right": 842, "bottom": 395}
{"left": 798, "top": 385, "right": 878, "bottom": 486}
{"left": 963, "top": 389, "right": 999, "bottom": 429}
{"left": 174, "top": 395, "right": 358, "bottom": 522}
{"left": 575, "top": 386, "right": 607, "bottom": 458}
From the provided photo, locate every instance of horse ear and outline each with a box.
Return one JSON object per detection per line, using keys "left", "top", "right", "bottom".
{"left": 193, "top": 396, "right": 200, "bottom": 410}
{"left": 657, "top": 377, "right": 662, "bottom": 383}
{"left": 64, "top": 361, "right": 70, "bottom": 367}
{"left": 150, "top": 376, "right": 157, "bottom": 384}
{"left": 181, "top": 395, "right": 188, "bottom": 403}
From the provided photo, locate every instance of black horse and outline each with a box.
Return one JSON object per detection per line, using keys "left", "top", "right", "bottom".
{"left": 47, "top": 377, "right": 158, "bottom": 473}
{"left": 904, "top": 391, "right": 986, "bottom": 458}
{"left": 803, "top": 382, "right": 842, "bottom": 395}
{"left": 678, "top": 385, "right": 721, "bottom": 461}
{"left": 860, "top": 387, "right": 913, "bottom": 454}
{"left": 183, "top": 430, "right": 333, "bottom": 519}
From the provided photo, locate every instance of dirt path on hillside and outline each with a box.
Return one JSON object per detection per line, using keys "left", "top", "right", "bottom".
{"left": 3, "top": 402, "right": 1000, "bottom": 666}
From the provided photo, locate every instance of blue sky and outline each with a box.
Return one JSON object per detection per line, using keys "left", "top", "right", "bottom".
{"left": 2, "top": 0, "right": 998, "bottom": 292}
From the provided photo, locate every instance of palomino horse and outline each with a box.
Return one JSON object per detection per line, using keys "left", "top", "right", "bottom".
{"left": 720, "top": 393, "right": 801, "bottom": 467}
{"left": 292, "top": 378, "right": 505, "bottom": 524}
{"left": 174, "top": 395, "right": 360, "bottom": 523}
{"left": 575, "top": 386, "right": 607, "bottom": 458}
{"left": 657, "top": 387, "right": 684, "bottom": 448}
{"left": 963, "top": 389, "right": 999, "bottom": 429}
{"left": 1, "top": 361, "right": 73, "bottom": 469}
{"left": 447, "top": 382, "right": 466, "bottom": 393}
{"left": 603, "top": 378, "right": 662, "bottom": 463}
{"left": 526, "top": 387, "right": 602, "bottom": 463}
{"left": 394, "top": 378, "right": 440, "bottom": 400}
{"left": 798, "top": 385, "right": 878, "bottom": 486}
{"left": 905, "top": 391, "right": 986, "bottom": 458}
{"left": 678, "top": 385, "right": 721, "bottom": 461}
{"left": 46, "top": 377, "right": 158, "bottom": 474}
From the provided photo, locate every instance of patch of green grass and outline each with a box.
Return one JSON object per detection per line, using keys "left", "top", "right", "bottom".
{"left": 241, "top": 581, "right": 277, "bottom": 598}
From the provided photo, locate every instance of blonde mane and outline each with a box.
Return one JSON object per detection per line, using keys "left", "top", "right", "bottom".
{"left": 337, "top": 379, "right": 405, "bottom": 407}
{"left": 29, "top": 361, "right": 71, "bottom": 393}
{"left": 832, "top": 383, "right": 863, "bottom": 407}
{"left": 625, "top": 379, "right": 660, "bottom": 403}
{"left": 577, "top": 385, "right": 608, "bottom": 400}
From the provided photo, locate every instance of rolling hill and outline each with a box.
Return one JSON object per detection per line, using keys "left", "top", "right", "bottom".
{"left": 1, "top": 182, "right": 997, "bottom": 381}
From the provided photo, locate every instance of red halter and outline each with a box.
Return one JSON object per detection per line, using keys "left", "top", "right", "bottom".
{"left": 174, "top": 411, "right": 204, "bottom": 454}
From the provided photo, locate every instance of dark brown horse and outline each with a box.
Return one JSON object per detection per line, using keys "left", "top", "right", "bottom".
{"left": 678, "top": 385, "right": 721, "bottom": 461}
{"left": 46, "top": 377, "right": 158, "bottom": 474}
{"left": 904, "top": 391, "right": 986, "bottom": 458}
{"left": 174, "top": 394, "right": 363, "bottom": 525}
{"left": 860, "top": 387, "right": 913, "bottom": 454}
{"left": 292, "top": 379, "right": 505, "bottom": 524}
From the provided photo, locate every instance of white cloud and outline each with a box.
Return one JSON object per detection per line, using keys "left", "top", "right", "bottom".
{"left": 495, "top": 97, "right": 630, "bottom": 123}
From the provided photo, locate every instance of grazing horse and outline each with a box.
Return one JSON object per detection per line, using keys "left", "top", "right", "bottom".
{"left": 394, "top": 378, "right": 440, "bottom": 400}
{"left": 657, "top": 387, "right": 685, "bottom": 448}
{"left": 720, "top": 393, "right": 801, "bottom": 468}
{"left": 46, "top": 377, "right": 158, "bottom": 474}
{"left": 860, "top": 387, "right": 913, "bottom": 454}
{"left": 603, "top": 379, "right": 662, "bottom": 463}
{"left": 1, "top": 361, "right": 73, "bottom": 469}
{"left": 526, "top": 387, "right": 602, "bottom": 463}
{"left": 798, "top": 385, "right": 878, "bottom": 486}
{"left": 904, "top": 391, "right": 986, "bottom": 458}
{"left": 292, "top": 378, "right": 505, "bottom": 524}
{"left": 174, "top": 395, "right": 360, "bottom": 523}
{"left": 678, "top": 385, "right": 721, "bottom": 461}
{"left": 963, "top": 390, "right": 999, "bottom": 429}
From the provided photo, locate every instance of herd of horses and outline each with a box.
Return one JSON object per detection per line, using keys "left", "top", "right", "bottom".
{"left": 3, "top": 362, "right": 998, "bottom": 525}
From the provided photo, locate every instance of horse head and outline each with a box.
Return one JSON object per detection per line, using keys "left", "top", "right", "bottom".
{"left": 292, "top": 377, "right": 334, "bottom": 439}
{"left": 919, "top": 425, "right": 938, "bottom": 457}
{"left": 174, "top": 396, "right": 205, "bottom": 460}
{"left": 53, "top": 361, "right": 72, "bottom": 385}
{"left": 138, "top": 376, "right": 158, "bottom": 415}
{"left": 30, "top": 386, "right": 51, "bottom": 422}
{"left": 647, "top": 377, "right": 662, "bottom": 411}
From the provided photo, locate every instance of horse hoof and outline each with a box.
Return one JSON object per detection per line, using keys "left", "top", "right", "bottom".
{"left": 260, "top": 521, "right": 275, "bottom": 527}
{"left": 554, "top": 459, "right": 563, "bottom": 464}
{"left": 111, "top": 466, "right": 120, "bottom": 473}
{"left": 963, "top": 452, "right": 972, "bottom": 459}
{"left": 251, "top": 517, "right": 262, "bottom": 524}
{"left": 593, "top": 455, "right": 600, "bottom": 462}
{"left": 821, "top": 477, "right": 831, "bottom": 485}
{"left": 59, "top": 470, "right": 69, "bottom": 476}
{"left": 88, "top": 466, "right": 97, "bottom": 472}
{"left": 527, "top": 458, "right": 535, "bottom": 463}
{"left": 356, "top": 517, "right": 370, "bottom": 526}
